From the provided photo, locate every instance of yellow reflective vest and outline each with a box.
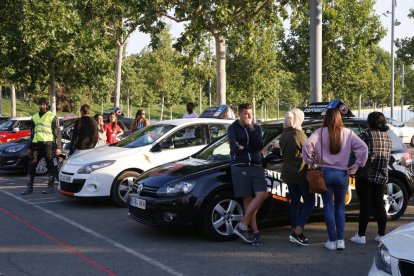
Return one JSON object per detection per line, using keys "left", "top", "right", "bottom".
{"left": 32, "top": 111, "right": 55, "bottom": 142}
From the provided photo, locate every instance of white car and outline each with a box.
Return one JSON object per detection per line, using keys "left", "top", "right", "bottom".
{"left": 368, "top": 222, "right": 414, "bottom": 275}
{"left": 387, "top": 118, "right": 414, "bottom": 147}
{"left": 58, "top": 118, "right": 231, "bottom": 206}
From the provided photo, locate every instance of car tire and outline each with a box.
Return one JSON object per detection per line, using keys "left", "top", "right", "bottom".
{"left": 202, "top": 191, "right": 244, "bottom": 241}
{"left": 410, "top": 135, "right": 414, "bottom": 147}
{"left": 384, "top": 177, "right": 408, "bottom": 220}
{"left": 110, "top": 171, "right": 141, "bottom": 207}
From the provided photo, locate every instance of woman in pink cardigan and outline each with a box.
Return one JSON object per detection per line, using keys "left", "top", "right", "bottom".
{"left": 302, "top": 108, "right": 368, "bottom": 251}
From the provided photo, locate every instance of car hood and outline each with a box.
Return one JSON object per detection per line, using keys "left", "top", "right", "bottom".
{"left": 383, "top": 222, "right": 414, "bottom": 260}
{"left": 66, "top": 146, "right": 138, "bottom": 165}
{"left": 0, "top": 138, "right": 28, "bottom": 149}
{"left": 139, "top": 158, "right": 229, "bottom": 188}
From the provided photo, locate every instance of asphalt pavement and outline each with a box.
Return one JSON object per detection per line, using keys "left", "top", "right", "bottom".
{"left": 0, "top": 147, "right": 413, "bottom": 276}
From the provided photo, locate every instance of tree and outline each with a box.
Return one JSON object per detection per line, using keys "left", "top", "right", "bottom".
{"left": 143, "top": 1, "right": 285, "bottom": 105}
{"left": 0, "top": 0, "right": 115, "bottom": 113}
{"left": 281, "top": 0, "right": 386, "bottom": 107}
{"left": 143, "top": 29, "right": 183, "bottom": 120}
{"left": 396, "top": 9, "right": 414, "bottom": 65}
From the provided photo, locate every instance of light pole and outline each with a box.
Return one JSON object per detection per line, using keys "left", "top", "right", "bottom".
{"left": 389, "top": 0, "right": 401, "bottom": 118}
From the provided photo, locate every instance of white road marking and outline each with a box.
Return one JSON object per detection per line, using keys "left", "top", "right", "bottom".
{"left": 1, "top": 190, "right": 184, "bottom": 276}
{"left": 30, "top": 200, "right": 64, "bottom": 204}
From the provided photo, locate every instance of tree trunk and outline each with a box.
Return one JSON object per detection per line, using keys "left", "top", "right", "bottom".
{"left": 127, "top": 89, "right": 130, "bottom": 118}
{"left": 49, "top": 63, "right": 57, "bottom": 114}
{"left": 170, "top": 107, "right": 172, "bottom": 120}
{"left": 160, "top": 94, "right": 164, "bottom": 121}
{"left": 114, "top": 34, "right": 124, "bottom": 108}
{"left": 214, "top": 34, "right": 226, "bottom": 105}
{"left": 11, "top": 85, "right": 16, "bottom": 117}
{"left": 199, "top": 83, "right": 202, "bottom": 114}
{"left": 0, "top": 86, "right": 3, "bottom": 116}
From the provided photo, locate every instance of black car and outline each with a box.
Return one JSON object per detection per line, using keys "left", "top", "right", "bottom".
{"left": 0, "top": 118, "right": 78, "bottom": 174}
{"left": 128, "top": 117, "right": 414, "bottom": 241}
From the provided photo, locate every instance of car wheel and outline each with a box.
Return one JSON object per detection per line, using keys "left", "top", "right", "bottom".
{"left": 35, "top": 157, "right": 48, "bottom": 175}
{"left": 384, "top": 177, "right": 408, "bottom": 220}
{"left": 110, "top": 171, "right": 141, "bottom": 207}
{"left": 410, "top": 135, "right": 414, "bottom": 147}
{"left": 202, "top": 191, "right": 244, "bottom": 241}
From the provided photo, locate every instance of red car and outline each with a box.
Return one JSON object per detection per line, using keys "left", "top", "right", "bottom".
{"left": 0, "top": 117, "right": 32, "bottom": 144}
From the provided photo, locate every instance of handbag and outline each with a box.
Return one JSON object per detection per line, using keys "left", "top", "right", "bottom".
{"left": 306, "top": 129, "right": 328, "bottom": 193}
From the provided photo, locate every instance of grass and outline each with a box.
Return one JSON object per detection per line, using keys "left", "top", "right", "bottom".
{"left": 0, "top": 98, "right": 289, "bottom": 121}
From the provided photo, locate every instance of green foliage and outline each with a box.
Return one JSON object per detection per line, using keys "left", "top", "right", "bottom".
{"left": 282, "top": 0, "right": 387, "bottom": 108}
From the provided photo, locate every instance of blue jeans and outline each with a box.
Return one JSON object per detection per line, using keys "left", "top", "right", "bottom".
{"left": 320, "top": 167, "right": 349, "bottom": 242}
{"left": 287, "top": 181, "right": 314, "bottom": 229}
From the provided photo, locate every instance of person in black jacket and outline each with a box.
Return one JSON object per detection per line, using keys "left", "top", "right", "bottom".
{"left": 228, "top": 103, "right": 267, "bottom": 245}
{"left": 70, "top": 104, "right": 98, "bottom": 155}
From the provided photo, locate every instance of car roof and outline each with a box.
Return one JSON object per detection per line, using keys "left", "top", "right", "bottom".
{"left": 153, "top": 118, "right": 234, "bottom": 126}
{"left": 9, "top": 116, "right": 32, "bottom": 121}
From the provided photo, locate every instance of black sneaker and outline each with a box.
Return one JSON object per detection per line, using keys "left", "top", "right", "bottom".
{"left": 233, "top": 223, "right": 255, "bottom": 243}
{"left": 299, "top": 233, "right": 309, "bottom": 243}
{"left": 42, "top": 186, "right": 55, "bottom": 194}
{"left": 21, "top": 189, "right": 33, "bottom": 195}
{"left": 251, "top": 232, "right": 263, "bottom": 246}
{"left": 289, "top": 232, "right": 310, "bottom": 246}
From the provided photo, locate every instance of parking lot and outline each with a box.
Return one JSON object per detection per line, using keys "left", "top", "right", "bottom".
{"left": 0, "top": 147, "right": 413, "bottom": 276}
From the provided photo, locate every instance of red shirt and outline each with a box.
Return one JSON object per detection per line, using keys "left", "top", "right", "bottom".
{"left": 103, "top": 123, "right": 122, "bottom": 144}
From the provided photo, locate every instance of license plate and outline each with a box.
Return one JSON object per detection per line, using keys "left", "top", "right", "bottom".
{"left": 130, "top": 197, "right": 146, "bottom": 210}
{"left": 59, "top": 173, "right": 72, "bottom": 183}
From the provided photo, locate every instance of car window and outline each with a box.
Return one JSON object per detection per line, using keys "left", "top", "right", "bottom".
{"left": 195, "top": 136, "right": 231, "bottom": 161}
{"left": 17, "top": 120, "right": 31, "bottom": 130}
{"left": 208, "top": 124, "right": 228, "bottom": 141}
{"left": 170, "top": 125, "right": 207, "bottom": 149}
{"left": 388, "top": 118, "right": 404, "bottom": 127}
{"left": 0, "top": 120, "right": 15, "bottom": 131}
{"left": 117, "top": 124, "right": 175, "bottom": 148}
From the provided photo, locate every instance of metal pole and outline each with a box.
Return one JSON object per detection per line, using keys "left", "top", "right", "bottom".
{"left": 310, "top": 0, "right": 323, "bottom": 103}
{"left": 390, "top": 0, "right": 395, "bottom": 118}
{"left": 401, "top": 64, "right": 404, "bottom": 122}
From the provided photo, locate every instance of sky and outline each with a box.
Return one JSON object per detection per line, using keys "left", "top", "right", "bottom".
{"left": 126, "top": 1, "right": 414, "bottom": 56}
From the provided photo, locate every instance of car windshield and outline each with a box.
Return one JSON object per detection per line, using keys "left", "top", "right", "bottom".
{"left": 0, "top": 120, "right": 15, "bottom": 131}
{"left": 388, "top": 118, "right": 404, "bottom": 127}
{"left": 195, "top": 123, "right": 284, "bottom": 162}
{"left": 116, "top": 124, "right": 175, "bottom": 148}
{"left": 195, "top": 136, "right": 231, "bottom": 161}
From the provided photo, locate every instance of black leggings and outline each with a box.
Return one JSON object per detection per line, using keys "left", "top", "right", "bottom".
{"left": 355, "top": 178, "right": 386, "bottom": 236}
{"left": 27, "top": 142, "right": 55, "bottom": 179}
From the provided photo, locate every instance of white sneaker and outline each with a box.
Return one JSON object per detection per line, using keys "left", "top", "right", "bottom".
{"left": 324, "top": 240, "right": 337, "bottom": 251}
{"left": 374, "top": 235, "right": 384, "bottom": 243}
{"left": 350, "top": 234, "right": 366, "bottom": 244}
{"left": 337, "top": 239, "right": 345, "bottom": 250}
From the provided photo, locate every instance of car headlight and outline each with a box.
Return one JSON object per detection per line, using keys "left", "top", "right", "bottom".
{"left": 77, "top": 160, "right": 116, "bottom": 174}
{"left": 156, "top": 180, "right": 196, "bottom": 196}
{"left": 374, "top": 243, "right": 392, "bottom": 274}
{"left": 5, "top": 144, "right": 25, "bottom": 153}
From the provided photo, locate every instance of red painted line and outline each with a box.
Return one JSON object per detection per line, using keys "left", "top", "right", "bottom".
{"left": 59, "top": 189, "right": 74, "bottom": 197}
{"left": 0, "top": 207, "right": 116, "bottom": 276}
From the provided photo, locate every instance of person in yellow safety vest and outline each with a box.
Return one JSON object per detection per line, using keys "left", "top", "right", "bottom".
{"left": 21, "top": 97, "right": 62, "bottom": 195}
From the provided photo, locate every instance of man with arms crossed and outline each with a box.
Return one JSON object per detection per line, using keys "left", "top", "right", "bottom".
{"left": 228, "top": 103, "right": 268, "bottom": 245}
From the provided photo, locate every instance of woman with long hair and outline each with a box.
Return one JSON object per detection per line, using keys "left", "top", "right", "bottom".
{"left": 350, "top": 112, "right": 392, "bottom": 245}
{"left": 131, "top": 109, "right": 149, "bottom": 132}
{"left": 280, "top": 108, "right": 314, "bottom": 246}
{"left": 103, "top": 112, "right": 124, "bottom": 144}
{"left": 94, "top": 113, "right": 107, "bottom": 146}
{"left": 302, "top": 108, "right": 368, "bottom": 251}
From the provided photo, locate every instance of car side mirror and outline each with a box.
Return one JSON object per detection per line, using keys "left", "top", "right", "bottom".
{"left": 151, "top": 138, "right": 174, "bottom": 152}
{"left": 159, "top": 138, "right": 174, "bottom": 149}
{"left": 13, "top": 127, "right": 19, "bottom": 133}
{"left": 264, "top": 148, "right": 283, "bottom": 165}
